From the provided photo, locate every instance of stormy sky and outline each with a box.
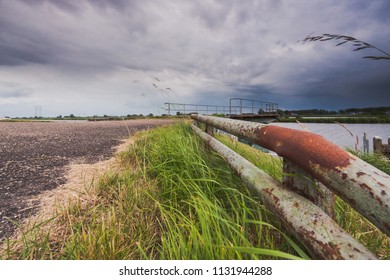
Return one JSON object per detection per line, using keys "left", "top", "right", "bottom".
{"left": 0, "top": 0, "right": 389, "bottom": 117}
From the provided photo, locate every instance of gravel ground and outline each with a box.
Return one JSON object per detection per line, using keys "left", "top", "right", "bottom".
{"left": 0, "top": 119, "right": 174, "bottom": 241}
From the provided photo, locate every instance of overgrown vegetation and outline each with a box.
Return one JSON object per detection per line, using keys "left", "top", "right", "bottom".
{"left": 1, "top": 122, "right": 389, "bottom": 260}
{"left": 275, "top": 107, "right": 390, "bottom": 123}
{"left": 347, "top": 149, "right": 390, "bottom": 175}
{"left": 335, "top": 198, "right": 390, "bottom": 259}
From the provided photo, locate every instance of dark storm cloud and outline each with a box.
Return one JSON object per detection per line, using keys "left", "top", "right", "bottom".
{"left": 19, "top": 0, "right": 80, "bottom": 12}
{"left": 276, "top": 59, "right": 390, "bottom": 110}
{"left": 0, "top": 2, "right": 69, "bottom": 66}
{"left": 89, "top": 0, "right": 129, "bottom": 11}
{"left": 0, "top": 1, "right": 134, "bottom": 67}
{"left": 19, "top": 0, "right": 140, "bottom": 12}
{"left": 345, "top": 0, "right": 390, "bottom": 23}
{"left": 0, "top": 89, "right": 31, "bottom": 99}
{"left": 0, "top": 22, "right": 55, "bottom": 66}
{"left": 232, "top": 84, "right": 277, "bottom": 99}
{"left": 0, "top": 45, "right": 47, "bottom": 66}
{"left": 0, "top": 0, "right": 389, "bottom": 117}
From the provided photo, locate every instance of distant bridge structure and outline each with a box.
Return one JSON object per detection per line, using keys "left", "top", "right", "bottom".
{"left": 164, "top": 103, "right": 232, "bottom": 116}
{"left": 165, "top": 98, "right": 279, "bottom": 122}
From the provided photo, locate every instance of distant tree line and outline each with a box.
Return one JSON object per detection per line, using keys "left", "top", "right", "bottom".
{"left": 278, "top": 107, "right": 390, "bottom": 116}
{"left": 338, "top": 107, "right": 390, "bottom": 115}
{"left": 278, "top": 109, "right": 337, "bottom": 116}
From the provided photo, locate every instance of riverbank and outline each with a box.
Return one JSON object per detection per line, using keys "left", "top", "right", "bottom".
{"left": 276, "top": 116, "right": 390, "bottom": 123}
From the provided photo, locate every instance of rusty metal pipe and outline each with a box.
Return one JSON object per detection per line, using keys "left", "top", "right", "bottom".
{"left": 191, "top": 114, "right": 390, "bottom": 236}
{"left": 191, "top": 124, "right": 376, "bottom": 259}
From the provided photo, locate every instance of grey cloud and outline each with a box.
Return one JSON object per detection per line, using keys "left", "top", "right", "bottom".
{"left": 0, "top": 80, "right": 32, "bottom": 96}
{"left": 190, "top": 1, "right": 231, "bottom": 30}
{"left": 0, "top": 89, "right": 31, "bottom": 99}
{"left": 0, "top": 6, "right": 67, "bottom": 66}
{"left": 18, "top": 0, "right": 142, "bottom": 13}
{"left": 0, "top": 31, "right": 55, "bottom": 66}
{"left": 0, "top": 0, "right": 157, "bottom": 72}
{"left": 231, "top": 84, "right": 282, "bottom": 106}
{"left": 0, "top": 0, "right": 389, "bottom": 117}
{"left": 0, "top": 46, "right": 47, "bottom": 66}
{"left": 277, "top": 61, "right": 390, "bottom": 109}
{"left": 88, "top": 0, "right": 128, "bottom": 11}
{"left": 18, "top": 0, "right": 81, "bottom": 12}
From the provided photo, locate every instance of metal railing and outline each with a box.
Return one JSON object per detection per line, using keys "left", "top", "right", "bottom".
{"left": 191, "top": 114, "right": 390, "bottom": 260}
{"left": 229, "top": 98, "right": 279, "bottom": 115}
{"left": 164, "top": 102, "right": 235, "bottom": 116}
{"left": 164, "top": 98, "right": 279, "bottom": 116}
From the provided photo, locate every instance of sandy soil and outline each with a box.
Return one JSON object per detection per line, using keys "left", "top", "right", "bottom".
{"left": 0, "top": 119, "right": 174, "bottom": 240}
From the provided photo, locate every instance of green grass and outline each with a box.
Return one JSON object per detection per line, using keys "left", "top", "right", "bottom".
{"left": 1, "top": 122, "right": 389, "bottom": 260}
{"left": 347, "top": 148, "right": 390, "bottom": 175}
{"left": 60, "top": 171, "right": 162, "bottom": 259}
{"left": 335, "top": 197, "right": 390, "bottom": 259}
{"left": 118, "top": 122, "right": 306, "bottom": 260}
{"left": 214, "top": 134, "right": 283, "bottom": 181}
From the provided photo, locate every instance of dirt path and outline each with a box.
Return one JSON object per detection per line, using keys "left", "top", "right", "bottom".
{"left": 0, "top": 119, "right": 174, "bottom": 240}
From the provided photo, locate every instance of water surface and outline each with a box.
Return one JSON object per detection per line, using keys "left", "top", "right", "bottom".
{"left": 272, "top": 123, "right": 390, "bottom": 151}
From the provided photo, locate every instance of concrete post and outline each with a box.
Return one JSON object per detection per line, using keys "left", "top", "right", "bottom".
{"left": 363, "top": 132, "right": 369, "bottom": 153}
{"left": 373, "top": 136, "right": 383, "bottom": 154}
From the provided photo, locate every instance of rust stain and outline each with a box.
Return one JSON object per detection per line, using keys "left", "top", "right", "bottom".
{"left": 373, "top": 170, "right": 390, "bottom": 179}
{"left": 356, "top": 172, "right": 366, "bottom": 178}
{"left": 254, "top": 126, "right": 354, "bottom": 175}
{"left": 353, "top": 247, "right": 362, "bottom": 253}
{"left": 299, "top": 227, "right": 342, "bottom": 259}
{"left": 360, "top": 183, "right": 383, "bottom": 205}
{"left": 382, "top": 190, "right": 387, "bottom": 196}
{"left": 360, "top": 183, "right": 373, "bottom": 194}
{"left": 263, "top": 188, "right": 280, "bottom": 205}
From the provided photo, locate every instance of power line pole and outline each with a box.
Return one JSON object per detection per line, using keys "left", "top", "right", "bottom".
{"left": 34, "top": 105, "right": 42, "bottom": 118}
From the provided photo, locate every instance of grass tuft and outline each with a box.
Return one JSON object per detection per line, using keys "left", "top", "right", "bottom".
{"left": 123, "top": 122, "right": 306, "bottom": 259}
{"left": 346, "top": 148, "right": 390, "bottom": 175}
